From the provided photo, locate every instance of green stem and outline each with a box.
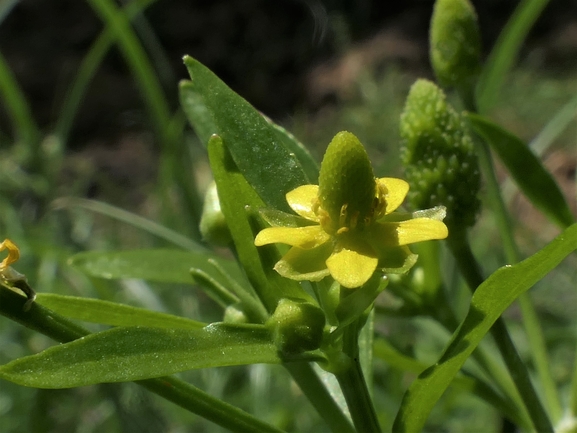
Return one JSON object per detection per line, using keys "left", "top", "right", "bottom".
{"left": 334, "top": 319, "right": 382, "bottom": 433}
{"left": 285, "top": 362, "right": 356, "bottom": 433}
{"left": 446, "top": 230, "right": 553, "bottom": 433}
{"left": 431, "top": 290, "right": 532, "bottom": 428}
{"left": 571, "top": 342, "right": 577, "bottom": 416}
{"left": 139, "top": 376, "right": 283, "bottom": 433}
{"left": 0, "top": 284, "right": 284, "bottom": 433}
{"left": 473, "top": 133, "right": 563, "bottom": 423}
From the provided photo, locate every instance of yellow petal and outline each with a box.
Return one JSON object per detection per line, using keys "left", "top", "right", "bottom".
{"left": 395, "top": 218, "right": 448, "bottom": 245}
{"left": 377, "top": 178, "right": 409, "bottom": 214}
{"left": 274, "top": 243, "right": 333, "bottom": 282}
{"left": 286, "top": 185, "right": 319, "bottom": 222}
{"left": 0, "top": 239, "right": 20, "bottom": 270}
{"left": 326, "top": 244, "right": 378, "bottom": 289}
{"left": 255, "top": 225, "right": 330, "bottom": 249}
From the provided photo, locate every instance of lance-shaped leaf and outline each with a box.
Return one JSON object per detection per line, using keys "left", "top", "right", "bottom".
{"left": 69, "top": 249, "right": 245, "bottom": 290}
{"left": 0, "top": 323, "right": 283, "bottom": 388}
{"left": 393, "top": 223, "right": 577, "bottom": 431}
{"left": 180, "top": 56, "right": 314, "bottom": 212}
{"left": 467, "top": 113, "right": 574, "bottom": 229}
{"left": 36, "top": 294, "right": 206, "bottom": 329}
{"left": 208, "top": 135, "right": 313, "bottom": 312}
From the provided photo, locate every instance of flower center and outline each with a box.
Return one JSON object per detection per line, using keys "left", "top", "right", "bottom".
{"left": 314, "top": 180, "right": 388, "bottom": 236}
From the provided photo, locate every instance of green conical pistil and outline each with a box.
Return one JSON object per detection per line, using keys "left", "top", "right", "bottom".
{"left": 400, "top": 79, "right": 480, "bottom": 229}
{"left": 318, "top": 131, "right": 376, "bottom": 233}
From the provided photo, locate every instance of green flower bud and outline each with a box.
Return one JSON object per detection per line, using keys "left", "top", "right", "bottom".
{"left": 223, "top": 303, "right": 249, "bottom": 324}
{"left": 318, "top": 131, "right": 376, "bottom": 233}
{"left": 400, "top": 79, "right": 481, "bottom": 229}
{"left": 430, "top": 0, "right": 481, "bottom": 96}
{"left": 266, "top": 298, "right": 325, "bottom": 355}
{"left": 199, "top": 181, "right": 232, "bottom": 246}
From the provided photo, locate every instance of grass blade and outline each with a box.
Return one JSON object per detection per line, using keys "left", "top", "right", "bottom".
{"left": 51, "top": 197, "right": 205, "bottom": 251}
{"left": 476, "top": 0, "right": 550, "bottom": 113}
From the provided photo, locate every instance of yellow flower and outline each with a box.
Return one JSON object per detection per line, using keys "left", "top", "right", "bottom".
{"left": 0, "top": 239, "right": 20, "bottom": 273}
{"left": 255, "top": 131, "right": 448, "bottom": 289}
{"left": 0, "top": 238, "right": 35, "bottom": 310}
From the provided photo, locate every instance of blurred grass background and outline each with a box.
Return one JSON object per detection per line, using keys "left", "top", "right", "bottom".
{"left": 0, "top": 1, "right": 575, "bottom": 432}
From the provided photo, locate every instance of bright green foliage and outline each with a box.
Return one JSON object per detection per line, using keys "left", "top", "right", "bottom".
{"left": 37, "top": 294, "right": 205, "bottom": 329}
{"left": 0, "top": 323, "right": 283, "bottom": 388}
{"left": 400, "top": 79, "right": 481, "bottom": 229}
{"left": 467, "top": 112, "right": 575, "bottom": 229}
{"left": 430, "top": 0, "right": 481, "bottom": 93}
{"left": 0, "top": 0, "right": 574, "bottom": 427}
{"left": 393, "top": 223, "right": 577, "bottom": 432}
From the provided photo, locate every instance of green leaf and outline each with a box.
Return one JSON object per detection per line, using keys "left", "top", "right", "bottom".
{"left": 0, "top": 323, "right": 282, "bottom": 388}
{"left": 36, "top": 294, "right": 205, "bottom": 329}
{"left": 0, "top": 50, "right": 41, "bottom": 150}
{"left": 180, "top": 56, "right": 310, "bottom": 212}
{"left": 393, "top": 223, "right": 577, "bottom": 432}
{"left": 208, "top": 135, "right": 313, "bottom": 312}
{"left": 68, "top": 249, "right": 244, "bottom": 289}
{"left": 265, "top": 116, "right": 319, "bottom": 183}
{"left": 374, "top": 338, "right": 528, "bottom": 428}
{"left": 467, "top": 113, "right": 574, "bottom": 228}
{"left": 52, "top": 197, "right": 204, "bottom": 252}
{"left": 476, "top": 0, "right": 550, "bottom": 113}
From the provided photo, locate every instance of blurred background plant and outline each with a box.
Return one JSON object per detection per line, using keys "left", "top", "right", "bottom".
{"left": 0, "top": 0, "right": 575, "bottom": 432}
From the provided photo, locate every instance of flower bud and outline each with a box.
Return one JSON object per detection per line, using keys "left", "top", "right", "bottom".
{"left": 223, "top": 303, "right": 249, "bottom": 324}
{"left": 430, "top": 0, "right": 481, "bottom": 94}
{"left": 400, "top": 79, "right": 481, "bottom": 229}
{"left": 266, "top": 298, "right": 325, "bottom": 354}
{"left": 199, "top": 181, "right": 232, "bottom": 246}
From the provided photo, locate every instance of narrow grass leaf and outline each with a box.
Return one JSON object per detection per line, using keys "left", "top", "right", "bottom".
{"left": 180, "top": 56, "right": 310, "bottom": 211}
{"left": 467, "top": 113, "right": 574, "bottom": 228}
{"left": 374, "top": 338, "right": 528, "bottom": 428}
{"left": 0, "top": 323, "right": 282, "bottom": 388}
{"left": 86, "top": 0, "right": 171, "bottom": 141}
{"left": 530, "top": 93, "right": 577, "bottom": 156}
{"left": 393, "top": 223, "right": 577, "bottom": 432}
{"left": 476, "top": 0, "right": 550, "bottom": 113}
{"left": 36, "top": 294, "right": 205, "bottom": 329}
{"left": 52, "top": 197, "right": 204, "bottom": 251}
{"left": 68, "top": 249, "right": 243, "bottom": 290}
{"left": 55, "top": 0, "right": 159, "bottom": 143}
{"left": 0, "top": 51, "right": 40, "bottom": 149}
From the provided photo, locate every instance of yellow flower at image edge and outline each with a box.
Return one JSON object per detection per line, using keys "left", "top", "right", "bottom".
{"left": 0, "top": 239, "right": 20, "bottom": 274}
{"left": 0, "top": 238, "right": 35, "bottom": 310}
{"left": 255, "top": 131, "right": 449, "bottom": 289}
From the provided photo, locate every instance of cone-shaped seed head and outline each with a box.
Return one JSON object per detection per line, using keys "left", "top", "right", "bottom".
{"left": 430, "top": 0, "right": 482, "bottom": 90}
{"left": 400, "top": 79, "right": 481, "bottom": 229}
{"left": 318, "top": 131, "right": 376, "bottom": 232}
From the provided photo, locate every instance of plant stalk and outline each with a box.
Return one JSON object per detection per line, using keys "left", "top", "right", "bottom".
{"left": 0, "top": 284, "right": 284, "bottom": 433}
{"left": 446, "top": 229, "right": 553, "bottom": 433}
{"left": 334, "top": 318, "right": 382, "bottom": 433}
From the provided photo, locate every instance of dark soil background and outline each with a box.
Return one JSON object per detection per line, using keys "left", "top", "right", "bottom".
{"left": 1, "top": 0, "right": 577, "bottom": 150}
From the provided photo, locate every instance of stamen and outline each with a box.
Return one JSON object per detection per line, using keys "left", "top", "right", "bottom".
{"left": 338, "top": 204, "right": 348, "bottom": 229}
